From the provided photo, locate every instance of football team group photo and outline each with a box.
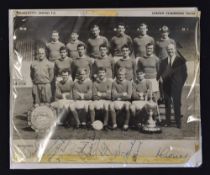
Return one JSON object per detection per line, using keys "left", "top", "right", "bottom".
{"left": 12, "top": 16, "right": 199, "bottom": 139}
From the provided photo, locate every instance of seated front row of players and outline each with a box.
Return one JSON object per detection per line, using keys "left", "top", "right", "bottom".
{"left": 51, "top": 66, "right": 156, "bottom": 131}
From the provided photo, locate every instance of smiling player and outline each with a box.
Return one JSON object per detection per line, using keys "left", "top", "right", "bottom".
{"left": 110, "top": 22, "right": 133, "bottom": 62}
{"left": 114, "top": 45, "right": 136, "bottom": 81}
{"left": 130, "top": 71, "right": 153, "bottom": 128}
{"left": 93, "top": 44, "right": 114, "bottom": 80}
{"left": 110, "top": 68, "right": 132, "bottom": 131}
{"left": 87, "top": 25, "right": 109, "bottom": 59}
{"left": 89, "top": 67, "right": 112, "bottom": 130}
{"left": 46, "top": 30, "right": 65, "bottom": 62}
{"left": 71, "top": 43, "right": 93, "bottom": 80}
{"left": 71, "top": 69, "right": 93, "bottom": 128}
{"left": 133, "top": 23, "right": 154, "bottom": 57}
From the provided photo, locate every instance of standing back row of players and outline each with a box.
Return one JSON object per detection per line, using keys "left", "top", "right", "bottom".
{"left": 46, "top": 23, "right": 175, "bottom": 62}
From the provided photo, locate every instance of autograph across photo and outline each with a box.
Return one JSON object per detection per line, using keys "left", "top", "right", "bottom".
{"left": 9, "top": 8, "right": 201, "bottom": 168}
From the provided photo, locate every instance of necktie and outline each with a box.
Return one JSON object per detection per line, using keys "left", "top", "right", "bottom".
{"left": 169, "top": 57, "right": 172, "bottom": 67}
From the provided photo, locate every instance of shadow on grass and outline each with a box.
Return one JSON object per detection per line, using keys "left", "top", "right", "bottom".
{"left": 15, "top": 112, "right": 28, "bottom": 121}
{"left": 22, "top": 127, "right": 34, "bottom": 132}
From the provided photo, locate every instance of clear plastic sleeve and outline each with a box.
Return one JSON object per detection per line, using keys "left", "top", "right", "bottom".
{"left": 9, "top": 8, "right": 201, "bottom": 168}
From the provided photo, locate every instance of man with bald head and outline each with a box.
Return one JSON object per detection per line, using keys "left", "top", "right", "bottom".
{"left": 157, "top": 43, "right": 187, "bottom": 128}
{"left": 30, "top": 48, "right": 54, "bottom": 104}
{"left": 156, "top": 26, "right": 176, "bottom": 103}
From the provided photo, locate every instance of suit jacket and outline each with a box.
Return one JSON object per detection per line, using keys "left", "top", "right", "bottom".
{"left": 157, "top": 55, "right": 187, "bottom": 90}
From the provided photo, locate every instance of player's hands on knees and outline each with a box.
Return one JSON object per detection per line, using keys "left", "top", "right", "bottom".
{"left": 138, "top": 92, "right": 144, "bottom": 100}
{"left": 114, "top": 102, "right": 120, "bottom": 110}
{"left": 122, "top": 92, "right": 127, "bottom": 96}
{"left": 159, "top": 77, "right": 163, "bottom": 83}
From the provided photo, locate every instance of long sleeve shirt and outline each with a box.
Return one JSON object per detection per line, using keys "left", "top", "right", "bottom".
{"left": 133, "top": 35, "right": 154, "bottom": 57}
{"left": 71, "top": 56, "right": 93, "bottom": 80}
{"left": 93, "top": 56, "right": 115, "bottom": 79}
{"left": 55, "top": 79, "right": 74, "bottom": 100}
{"left": 30, "top": 59, "right": 54, "bottom": 84}
{"left": 132, "top": 79, "right": 152, "bottom": 100}
{"left": 87, "top": 36, "right": 109, "bottom": 58}
{"left": 46, "top": 41, "right": 65, "bottom": 61}
{"left": 93, "top": 79, "right": 112, "bottom": 100}
{"left": 115, "top": 58, "right": 136, "bottom": 81}
{"left": 66, "top": 40, "right": 85, "bottom": 59}
{"left": 137, "top": 55, "right": 159, "bottom": 79}
{"left": 156, "top": 38, "right": 176, "bottom": 60}
{"left": 111, "top": 80, "right": 132, "bottom": 101}
{"left": 54, "top": 57, "right": 73, "bottom": 77}
{"left": 110, "top": 34, "right": 133, "bottom": 56}
{"left": 72, "top": 79, "right": 92, "bottom": 100}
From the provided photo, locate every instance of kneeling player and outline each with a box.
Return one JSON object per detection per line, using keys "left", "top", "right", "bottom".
{"left": 51, "top": 69, "right": 74, "bottom": 126}
{"left": 110, "top": 68, "right": 132, "bottom": 131}
{"left": 71, "top": 69, "right": 92, "bottom": 128}
{"left": 89, "top": 67, "right": 112, "bottom": 130}
{"left": 130, "top": 71, "right": 153, "bottom": 128}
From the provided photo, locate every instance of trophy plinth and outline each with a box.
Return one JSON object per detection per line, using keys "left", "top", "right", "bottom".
{"left": 142, "top": 103, "right": 162, "bottom": 134}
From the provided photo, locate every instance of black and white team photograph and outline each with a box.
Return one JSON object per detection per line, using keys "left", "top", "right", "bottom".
{"left": 11, "top": 10, "right": 200, "bottom": 142}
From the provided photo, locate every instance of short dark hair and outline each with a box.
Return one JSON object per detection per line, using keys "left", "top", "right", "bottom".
{"left": 52, "top": 30, "right": 59, "bottom": 34}
{"left": 121, "top": 44, "right": 130, "bottom": 51}
{"left": 90, "top": 24, "right": 100, "bottom": 30}
{"left": 160, "top": 25, "right": 169, "bottom": 33}
{"left": 117, "top": 22, "right": 126, "bottom": 27}
{"left": 117, "top": 67, "right": 126, "bottom": 74}
{"left": 77, "top": 43, "right": 86, "bottom": 50}
{"left": 37, "top": 47, "right": 46, "bottom": 53}
{"left": 60, "top": 46, "right": 68, "bottom": 52}
{"left": 136, "top": 69, "right": 145, "bottom": 75}
{"left": 146, "top": 43, "right": 154, "bottom": 48}
{"left": 139, "top": 23, "right": 148, "bottom": 28}
{"left": 99, "top": 44, "right": 108, "bottom": 49}
{"left": 97, "top": 67, "right": 106, "bottom": 73}
{"left": 77, "top": 68, "right": 87, "bottom": 75}
{"left": 71, "top": 31, "right": 79, "bottom": 35}
{"left": 61, "top": 68, "right": 70, "bottom": 75}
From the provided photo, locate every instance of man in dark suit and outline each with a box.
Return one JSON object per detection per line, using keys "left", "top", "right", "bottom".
{"left": 157, "top": 43, "right": 187, "bottom": 128}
